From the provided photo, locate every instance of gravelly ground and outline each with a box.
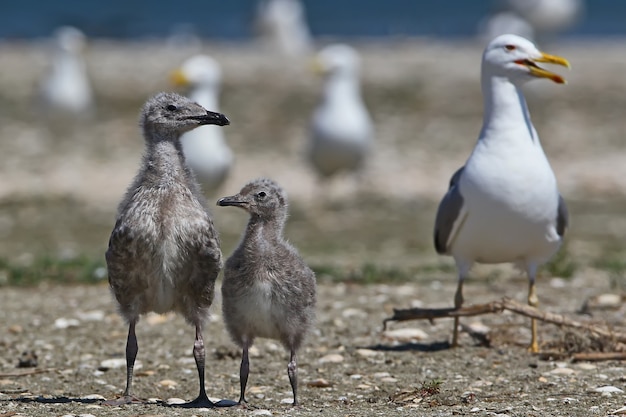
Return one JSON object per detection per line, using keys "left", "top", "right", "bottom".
{"left": 1, "top": 274, "right": 625, "bottom": 417}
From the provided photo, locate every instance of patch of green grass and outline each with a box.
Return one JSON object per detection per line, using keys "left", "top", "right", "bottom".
{"left": 419, "top": 379, "right": 443, "bottom": 397}
{"left": 0, "top": 255, "right": 107, "bottom": 287}
{"left": 544, "top": 241, "right": 577, "bottom": 279}
{"left": 593, "top": 251, "right": 626, "bottom": 291}
{"left": 312, "top": 262, "right": 455, "bottom": 284}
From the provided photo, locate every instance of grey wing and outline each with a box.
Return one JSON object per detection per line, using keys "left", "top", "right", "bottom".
{"left": 187, "top": 220, "right": 223, "bottom": 298}
{"left": 556, "top": 194, "right": 568, "bottom": 237}
{"left": 105, "top": 219, "right": 149, "bottom": 315}
{"left": 434, "top": 167, "right": 465, "bottom": 255}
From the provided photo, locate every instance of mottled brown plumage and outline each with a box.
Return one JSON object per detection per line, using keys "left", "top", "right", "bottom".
{"left": 217, "top": 178, "right": 317, "bottom": 406}
{"left": 105, "top": 92, "right": 231, "bottom": 407}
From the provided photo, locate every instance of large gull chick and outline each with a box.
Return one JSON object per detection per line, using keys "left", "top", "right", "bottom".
{"left": 434, "top": 34, "right": 570, "bottom": 352}
{"left": 105, "top": 92, "right": 233, "bottom": 407}
{"left": 217, "top": 178, "right": 317, "bottom": 406}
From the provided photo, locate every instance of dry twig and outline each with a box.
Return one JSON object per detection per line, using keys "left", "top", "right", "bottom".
{"left": 383, "top": 297, "right": 626, "bottom": 344}
{"left": 0, "top": 368, "right": 56, "bottom": 378}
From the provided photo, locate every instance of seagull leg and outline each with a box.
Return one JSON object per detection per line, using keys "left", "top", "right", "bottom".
{"left": 103, "top": 320, "right": 143, "bottom": 405}
{"left": 527, "top": 265, "right": 539, "bottom": 353}
{"left": 287, "top": 349, "right": 298, "bottom": 406}
{"left": 180, "top": 325, "right": 215, "bottom": 408}
{"left": 452, "top": 278, "right": 464, "bottom": 347}
{"left": 239, "top": 342, "right": 250, "bottom": 405}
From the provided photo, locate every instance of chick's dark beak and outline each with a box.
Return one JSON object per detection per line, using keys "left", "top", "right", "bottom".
{"left": 191, "top": 110, "right": 230, "bottom": 126}
{"left": 217, "top": 195, "right": 247, "bottom": 207}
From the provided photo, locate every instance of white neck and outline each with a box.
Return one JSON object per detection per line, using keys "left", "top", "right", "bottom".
{"left": 323, "top": 72, "right": 361, "bottom": 106}
{"left": 479, "top": 74, "right": 537, "bottom": 143}
{"left": 190, "top": 86, "right": 219, "bottom": 111}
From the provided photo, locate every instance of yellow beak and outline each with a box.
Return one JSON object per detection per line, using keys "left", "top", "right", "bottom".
{"left": 310, "top": 57, "right": 326, "bottom": 75}
{"left": 521, "top": 52, "right": 571, "bottom": 84}
{"left": 169, "top": 69, "right": 189, "bottom": 86}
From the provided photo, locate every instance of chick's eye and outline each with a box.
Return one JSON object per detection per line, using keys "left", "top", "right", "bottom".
{"left": 166, "top": 104, "right": 177, "bottom": 111}
{"left": 504, "top": 44, "right": 516, "bottom": 51}
{"left": 257, "top": 191, "right": 266, "bottom": 198}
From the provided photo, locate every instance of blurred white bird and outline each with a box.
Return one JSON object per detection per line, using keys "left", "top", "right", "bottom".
{"left": 40, "top": 26, "right": 93, "bottom": 115}
{"left": 308, "top": 44, "right": 373, "bottom": 180}
{"left": 256, "top": 0, "right": 312, "bottom": 57}
{"left": 479, "top": 11, "right": 535, "bottom": 41}
{"left": 171, "top": 55, "right": 233, "bottom": 194}
{"left": 503, "top": 0, "right": 584, "bottom": 37}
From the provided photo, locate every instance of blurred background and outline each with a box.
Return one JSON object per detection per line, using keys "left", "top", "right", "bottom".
{"left": 0, "top": 0, "right": 624, "bottom": 287}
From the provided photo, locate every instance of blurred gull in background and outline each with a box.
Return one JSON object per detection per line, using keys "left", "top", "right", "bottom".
{"left": 308, "top": 44, "right": 373, "bottom": 182}
{"left": 171, "top": 55, "right": 233, "bottom": 194}
{"left": 484, "top": 0, "right": 585, "bottom": 41}
{"left": 255, "top": 0, "right": 312, "bottom": 57}
{"left": 479, "top": 11, "right": 535, "bottom": 41}
{"left": 39, "top": 26, "right": 93, "bottom": 116}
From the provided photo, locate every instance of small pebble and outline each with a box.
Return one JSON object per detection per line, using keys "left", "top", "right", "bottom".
{"left": 166, "top": 397, "right": 186, "bottom": 405}
{"left": 99, "top": 358, "right": 142, "bottom": 371}
{"left": 594, "top": 293, "right": 622, "bottom": 308}
{"left": 465, "top": 321, "right": 490, "bottom": 335}
{"left": 575, "top": 363, "right": 596, "bottom": 371}
{"left": 548, "top": 367, "right": 576, "bottom": 376}
{"left": 76, "top": 310, "right": 105, "bottom": 321}
{"left": 356, "top": 349, "right": 380, "bottom": 358}
{"left": 80, "top": 394, "right": 106, "bottom": 400}
{"left": 318, "top": 353, "right": 344, "bottom": 364}
{"left": 342, "top": 308, "right": 367, "bottom": 318}
{"left": 593, "top": 385, "right": 623, "bottom": 393}
{"left": 54, "top": 317, "right": 81, "bottom": 329}
{"left": 159, "top": 379, "right": 178, "bottom": 388}
{"left": 610, "top": 406, "right": 626, "bottom": 414}
{"left": 280, "top": 398, "right": 293, "bottom": 404}
{"left": 380, "top": 377, "right": 398, "bottom": 383}
{"left": 146, "top": 312, "right": 173, "bottom": 325}
{"left": 373, "top": 372, "right": 391, "bottom": 378}
{"left": 251, "top": 410, "right": 272, "bottom": 416}
{"left": 8, "top": 324, "right": 23, "bottom": 334}
{"left": 382, "top": 328, "right": 428, "bottom": 342}
{"left": 308, "top": 378, "right": 332, "bottom": 388}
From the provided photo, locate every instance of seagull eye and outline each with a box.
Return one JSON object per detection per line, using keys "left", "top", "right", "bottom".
{"left": 166, "top": 104, "right": 177, "bottom": 111}
{"left": 504, "top": 45, "right": 516, "bottom": 51}
{"left": 257, "top": 191, "right": 267, "bottom": 198}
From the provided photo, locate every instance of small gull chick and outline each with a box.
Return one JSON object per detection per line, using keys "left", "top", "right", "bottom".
{"left": 171, "top": 55, "right": 233, "bottom": 193}
{"left": 105, "top": 92, "right": 232, "bottom": 407}
{"left": 217, "top": 178, "right": 317, "bottom": 406}
{"left": 433, "top": 34, "right": 570, "bottom": 352}
{"left": 309, "top": 44, "right": 373, "bottom": 180}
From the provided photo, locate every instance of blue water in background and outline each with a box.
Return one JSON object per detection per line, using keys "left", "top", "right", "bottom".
{"left": 0, "top": 0, "right": 624, "bottom": 40}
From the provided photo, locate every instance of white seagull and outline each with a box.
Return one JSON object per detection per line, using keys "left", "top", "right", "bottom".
{"left": 171, "top": 55, "right": 233, "bottom": 193}
{"left": 433, "top": 34, "right": 570, "bottom": 352}
{"left": 309, "top": 44, "right": 373, "bottom": 180}
{"left": 255, "top": 0, "right": 312, "bottom": 57}
{"left": 40, "top": 26, "right": 93, "bottom": 115}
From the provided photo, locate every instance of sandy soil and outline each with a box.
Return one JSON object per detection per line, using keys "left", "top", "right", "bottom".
{"left": 1, "top": 275, "right": 625, "bottom": 417}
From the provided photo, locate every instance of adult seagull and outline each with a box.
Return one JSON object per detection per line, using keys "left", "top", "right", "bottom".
{"left": 433, "top": 34, "right": 570, "bottom": 353}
